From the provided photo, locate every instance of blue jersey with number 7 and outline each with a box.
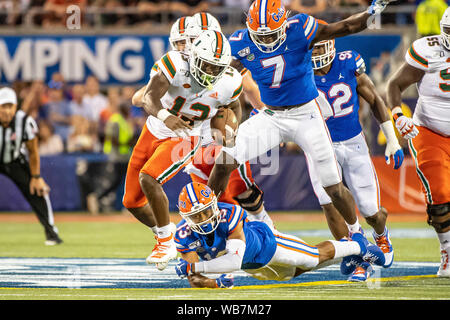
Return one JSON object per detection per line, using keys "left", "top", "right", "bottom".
{"left": 229, "top": 13, "right": 319, "bottom": 107}
{"left": 314, "top": 50, "right": 366, "bottom": 142}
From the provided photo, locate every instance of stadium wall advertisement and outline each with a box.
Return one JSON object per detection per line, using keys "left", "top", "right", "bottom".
{"left": 0, "top": 34, "right": 402, "bottom": 84}
{"left": 0, "top": 154, "right": 426, "bottom": 214}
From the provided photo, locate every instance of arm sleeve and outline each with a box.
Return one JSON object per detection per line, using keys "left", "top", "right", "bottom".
{"left": 194, "top": 239, "right": 246, "bottom": 274}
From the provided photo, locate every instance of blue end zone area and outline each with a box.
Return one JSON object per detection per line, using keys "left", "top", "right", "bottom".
{"left": 0, "top": 257, "right": 439, "bottom": 289}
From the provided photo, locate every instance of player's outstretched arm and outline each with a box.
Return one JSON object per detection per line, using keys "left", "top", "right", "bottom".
{"left": 386, "top": 62, "right": 424, "bottom": 140}
{"left": 357, "top": 73, "right": 404, "bottom": 169}
{"left": 176, "top": 222, "right": 246, "bottom": 278}
{"left": 177, "top": 252, "right": 220, "bottom": 288}
{"left": 242, "top": 71, "right": 266, "bottom": 111}
{"left": 311, "top": 0, "right": 391, "bottom": 46}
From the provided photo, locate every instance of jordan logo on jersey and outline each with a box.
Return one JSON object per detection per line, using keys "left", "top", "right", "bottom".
{"left": 339, "top": 73, "right": 344, "bottom": 80}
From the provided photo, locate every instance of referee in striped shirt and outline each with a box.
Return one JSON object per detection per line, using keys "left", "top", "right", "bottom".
{"left": 0, "top": 87, "right": 62, "bottom": 245}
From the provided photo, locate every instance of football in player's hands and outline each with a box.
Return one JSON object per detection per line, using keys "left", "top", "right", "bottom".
{"left": 210, "top": 108, "right": 238, "bottom": 147}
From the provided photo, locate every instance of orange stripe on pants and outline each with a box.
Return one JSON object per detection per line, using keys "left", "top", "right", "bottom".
{"left": 123, "top": 125, "right": 199, "bottom": 209}
{"left": 410, "top": 125, "right": 450, "bottom": 205}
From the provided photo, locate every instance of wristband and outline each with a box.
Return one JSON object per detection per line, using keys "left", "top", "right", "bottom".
{"left": 380, "top": 121, "right": 397, "bottom": 142}
{"left": 157, "top": 109, "right": 172, "bottom": 122}
{"left": 391, "top": 106, "right": 403, "bottom": 121}
{"left": 31, "top": 174, "right": 41, "bottom": 179}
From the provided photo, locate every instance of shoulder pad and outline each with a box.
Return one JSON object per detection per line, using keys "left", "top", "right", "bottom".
{"left": 157, "top": 50, "right": 186, "bottom": 83}
{"left": 406, "top": 37, "right": 432, "bottom": 70}
{"left": 219, "top": 67, "right": 243, "bottom": 104}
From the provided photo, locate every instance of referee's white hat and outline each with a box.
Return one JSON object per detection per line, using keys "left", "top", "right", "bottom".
{"left": 0, "top": 87, "right": 17, "bottom": 105}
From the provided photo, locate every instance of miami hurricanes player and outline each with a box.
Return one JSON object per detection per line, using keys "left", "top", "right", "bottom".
{"left": 207, "top": 0, "right": 394, "bottom": 243}
{"left": 386, "top": 8, "right": 450, "bottom": 277}
{"left": 307, "top": 39, "right": 404, "bottom": 281}
{"left": 173, "top": 182, "right": 385, "bottom": 288}
{"left": 124, "top": 30, "right": 243, "bottom": 270}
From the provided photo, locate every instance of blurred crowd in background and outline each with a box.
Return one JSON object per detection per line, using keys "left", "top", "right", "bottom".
{"left": 12, "top": 74, "right": 144, "bottom": 156}
{"left": 0, "top": 0, "right": 446, "bottom": 28}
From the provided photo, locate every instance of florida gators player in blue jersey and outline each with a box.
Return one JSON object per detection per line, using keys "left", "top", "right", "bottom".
{"left": 305, "top": 39, "right": 404, "bottom": 282}
{"left": 173, "top": 182, "right": 385, "bottom": 288}
{"left": 207, "top": 0, "right": 395, "bottom": 246}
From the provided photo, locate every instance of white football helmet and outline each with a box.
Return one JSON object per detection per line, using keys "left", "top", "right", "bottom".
{"left": 440, "top": 7, "right": 450, "bottom": 50}
{"left": 184, "top": 12, "right": 222, "bottom": 50}
{"left": 311, "top": 40, "right": 336, "bottom": 70}
{"left": 191, "top": 12, "right": 221, "bottom": 33}
{"left": 169, "top": 16, "right": 192, "bottom": 51}
{"left": 189, "top": 30, "right": 231, "bottom": 88}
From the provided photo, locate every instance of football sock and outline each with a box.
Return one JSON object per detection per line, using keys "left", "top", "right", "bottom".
{"left": 374, "top": 226, "right": 387, "bottom": 238}
{"left": 157, "top": 224, "right": 173, "bottom": 239}
{"left": 329, "top": 240, "right": 361, "bottom": 259}
{"left": 437, "top": 230, "right": 450, "bottom": 250}
{"left": 251, "top": 208, "right": 268, "bottom": 221}
{"left": 346, "top": 218, "right": 361, "bottom": 234}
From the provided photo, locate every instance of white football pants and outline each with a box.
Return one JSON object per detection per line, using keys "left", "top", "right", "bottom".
{"left": 222, "top": 97, "right": 342, "bottom": 188}
{"left": 306, "top": 132, "right": 381, "bottom": 218}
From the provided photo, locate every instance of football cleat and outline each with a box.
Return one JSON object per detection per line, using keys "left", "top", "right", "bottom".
{"left": 373, "top": 228, "right": 394, "bottom": 268}
{"left": 352, "top": 232, "right": 386, "bottom": 267}
{"left": 437, "top": 247, "right": 450, "bottom": 277}
{"left": 146, "top": 231, "right": 178, "bottom": 271}
{"left": 340, "top": 255, "right": 364, "bottom": 275}
{"left": 348, "top": 261, "right": 373, "bottom": 282}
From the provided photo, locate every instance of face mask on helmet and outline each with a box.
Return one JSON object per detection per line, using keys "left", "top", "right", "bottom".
{"left": 441, "top": 21, "right": 450, "bottom": 50}
{"left": 178, "top": 183, "right": 221, "bottom": 235}
{"left": 246, "top": 0, "right": 287, "bottom": 53}
{"left": 189, "top": 31, "right": 231, "bottom": 88}
{"left": 247, "top": 23, "right": 287, "bottom": 53}
{"left": 311, "top": 40, "right": 336, "bottom": 70}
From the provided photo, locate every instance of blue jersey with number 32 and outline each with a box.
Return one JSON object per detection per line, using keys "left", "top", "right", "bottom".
{"left": 174, "top": 202, "right": 277, "bottom": 269}
{"left": 229, "top": 13, "right": 319, "bottom": 107}
{"left": 314, "top": 50, "right": 365, "bottom": 142}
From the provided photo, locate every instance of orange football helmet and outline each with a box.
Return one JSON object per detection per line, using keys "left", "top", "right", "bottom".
{"left": 178, "top": 182, "right": 221, "bottom": 235}
{"left": 246, "top": 0, "right": 288, "bottom": 53}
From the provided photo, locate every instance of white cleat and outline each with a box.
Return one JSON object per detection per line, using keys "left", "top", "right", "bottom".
{"left": 146, "top": 223, "right": 178, "bottom": 271}
{"left": 437, "top": 248, "right": 450, "bottom": 277}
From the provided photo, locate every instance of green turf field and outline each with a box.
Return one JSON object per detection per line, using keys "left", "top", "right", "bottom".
{"left": 0, "top": 212, "right": 449, "bottom": 300}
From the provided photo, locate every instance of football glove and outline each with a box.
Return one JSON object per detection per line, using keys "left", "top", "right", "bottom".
{"left": 380, "top": 120, "right": 404, "bottom": 169}
{"left": 385, "top": 143, "right": 404, "bottom": 170}
{"left": 215, "top": 274, "right": 234, "bottom": 288}
{"left": 368, "top": 0, "right": 390, "bottom": 15}
{"left": 175, "top": 258, "right": 193, "bottom": 279}
{"left": 394, "top": 114, "right": 419, "bottom": 140}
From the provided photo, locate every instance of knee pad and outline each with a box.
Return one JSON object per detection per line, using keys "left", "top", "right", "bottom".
{"left": 426, "top": 202, "right": 450, "bottom": 232}
{"left": 234, "top": 184, "right": 264, "bottom": 212}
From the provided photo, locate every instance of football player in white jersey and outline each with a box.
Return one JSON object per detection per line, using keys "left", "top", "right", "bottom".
{"left": 123, "top": 30, "right": 243, "bottom": 271}
{"left": 387, "top": 8, "right": 450, "bottom": 277}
